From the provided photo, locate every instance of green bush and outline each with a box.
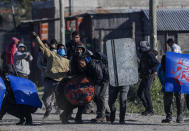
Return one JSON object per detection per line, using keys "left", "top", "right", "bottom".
{"left": 124, "top": 77, "right": 189, "bottom": 116}
{"left": 151, "top": 77, "right": 164, "bottom": 115}
{"left": 125, "top": 77, "right": 165, "bottom": 115}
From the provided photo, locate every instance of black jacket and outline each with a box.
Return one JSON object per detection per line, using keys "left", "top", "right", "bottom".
{"left": 66, "top": 40, "right": 76, "bottom": 59}
{"left": 139, "top": 51, "right": 159, "bottom": 77}
{"left": 70, "top": 43, "right": 92, "bottom": 75}
{"left": 84, "top": 59, "right": 103, "bottom": 85}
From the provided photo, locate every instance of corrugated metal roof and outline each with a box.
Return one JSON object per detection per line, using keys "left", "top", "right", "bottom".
{"left": 21, "top": 18, "right": 60, "bottom": 24}
{"left": 65, "top": 9, "right": 142, "bottom": 20}
{"left": 143, "top": 9, "right": 189, "bottom": 31}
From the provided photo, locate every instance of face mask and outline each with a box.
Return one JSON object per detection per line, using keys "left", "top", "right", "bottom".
{"left": 57, "top": 49, "right": 66, "bottom": 57}
{"left": 76, "top": 51, "right": 83, "bottom": 57}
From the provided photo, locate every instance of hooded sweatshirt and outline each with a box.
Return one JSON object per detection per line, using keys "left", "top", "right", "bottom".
{"left": 6, "top": 37, "right": 20, "bottom": 65}
{"left": 13, "top": 43, "right": 33, "bottom": 76}
{"left": 35, "top": 36, "right": 70, "bottom": 82}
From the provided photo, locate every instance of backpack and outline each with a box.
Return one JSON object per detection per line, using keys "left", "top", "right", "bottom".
{"left": 92, "top": 52, "right": 108, "bottom": 65}
{"left": 92, "top": 52, "right": 109, "bottom": 82}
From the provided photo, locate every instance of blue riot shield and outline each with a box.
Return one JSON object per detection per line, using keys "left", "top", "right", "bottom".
{"left": 8, "top": 75, "right": 42, "bottom": 108}
{"left": 0, "top": 77, "right": 6, "bottom": 110}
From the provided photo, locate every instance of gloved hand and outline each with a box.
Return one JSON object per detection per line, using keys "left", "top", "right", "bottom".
{"left": 85, "top": 57, "right": 91, "bottom": 64}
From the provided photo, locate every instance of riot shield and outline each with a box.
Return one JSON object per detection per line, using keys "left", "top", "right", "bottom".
{"left": 8, "top": 75, "right": 42, "bottom": 108}
{"left": 0, "top": 77, "right": 6, "bottom": 110}
{"left": 106, "top": 38, "right": 138, "bottom": 86}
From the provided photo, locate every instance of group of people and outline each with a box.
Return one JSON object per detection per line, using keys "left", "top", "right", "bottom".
{"left": 0, "top": 30, "right": 186, "bottom": 125}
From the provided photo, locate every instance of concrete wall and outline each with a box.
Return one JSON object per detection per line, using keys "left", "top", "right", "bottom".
{"left": 62, "top": 0, "right": 189, "bottom": 13}
{"left": 33, "top": 0, "right": 189, "bottom": 15}
{"left": 178, "top": 33, "right": 189, "bottom": 54}
{"left": 97, "top": 0, "right": 149, "bottom": 9}
{"left": 159, "top": 0, "right": 189, "bottom": 8}
{"left": 71, "top": 0, "right": 98, "bottom": 12}
{"left": 97, "top": 0, "right": 189, "bottom": 9}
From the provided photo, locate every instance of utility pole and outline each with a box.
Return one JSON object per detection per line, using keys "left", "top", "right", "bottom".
{"left": 11, "top": 0, "right": 16, "bottom": 30}
{"left": 149, "top": 0, "right": 157, "bottom": 50}
{"left": 59, "top": 0, "right": 65, "bottom": 45}
{"left": 69, "top": 0, "right": 72, "bottom": 16}
{"left": 132, "top": 22, "right": 136, "bottom": 41}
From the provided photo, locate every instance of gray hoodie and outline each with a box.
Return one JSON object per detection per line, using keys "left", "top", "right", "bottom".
{"left": 13, "top": 43, "right": 33, "bottom": 76}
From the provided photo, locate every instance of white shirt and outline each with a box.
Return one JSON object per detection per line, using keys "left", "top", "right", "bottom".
{"left": 171, "top": 43, "right": 182, "bottom": 53}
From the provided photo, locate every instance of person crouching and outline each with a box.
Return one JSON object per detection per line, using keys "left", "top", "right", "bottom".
{"left": 0, "top": 75, "right": 37, "bottom": 125}
{"left": 60, "top": 52, "right": 104, "bottom": 124}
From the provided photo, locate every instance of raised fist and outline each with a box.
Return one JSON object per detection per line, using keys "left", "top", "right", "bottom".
{"left": 32, "top": 32, "right": 38, "bottom": 37}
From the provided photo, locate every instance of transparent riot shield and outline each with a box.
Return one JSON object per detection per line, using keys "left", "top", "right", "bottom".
{"left": 106, "top": 38, "right": 138, "bottom": 86}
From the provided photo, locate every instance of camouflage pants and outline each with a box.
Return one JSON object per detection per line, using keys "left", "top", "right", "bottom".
{"left": 163, "top": 92, "right": 184, "bottom": 119}
{"left": 42, "top": 78, "right": 59, "bottom": 113}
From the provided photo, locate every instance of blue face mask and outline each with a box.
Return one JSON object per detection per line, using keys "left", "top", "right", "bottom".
{"left": 57, "top": 49, "right": 66, "bottom": 57}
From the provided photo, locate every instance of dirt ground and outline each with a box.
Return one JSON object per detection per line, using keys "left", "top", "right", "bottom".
{"left": 0, "top": 108, "right": 189, "bottom": 131}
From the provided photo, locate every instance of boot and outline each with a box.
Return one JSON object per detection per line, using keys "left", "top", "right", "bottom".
{"left": 60, "top": 112, "right": 70, "bottom": 124}
{"left": 91, "top": 116, "right": 106, "bottom": 123}
{"left": 106, "top": 114, "right": 111, "bottom": 122}
{"left": 162, "top": 115, "right": 172, "bottom": 123}
{"left": 75, "top": 113, "right": 83, "bottom": 124}
{"left": 119, "top": 118, "right": 125, "bottom": 124}
{"left": 110, "top": 111, "right": 116, "bottom": 124}
{"left": 43, "top": 108, "right": 52, "bottom": 120}
{"left": 0, "top": 115, "right": 3, "bottom": 120}
{"left": 25, "top": 114, "right": 33, "bottom": 125}
{"left": 176, "top": 114, "right": 184, "bottom": 123}
{"left": 119, "top": 113, "right": 125, "bottom": 124}
{"left": 141, "top": 110, "right": 154, "bottom": 116}
{"left": 119, "top": 120, "right": 125, "bottom": 124}
{"left": 16, "top": 118, "right": 25, "bottom": 125}
{"left": 68, "top": 115, "right": 75, "bottom": 120}
{"left": 175, "top": 93, "right": 184, "bottom": 123}
{"left": 75, "top": 117, "right": 83, "bottom": 124}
